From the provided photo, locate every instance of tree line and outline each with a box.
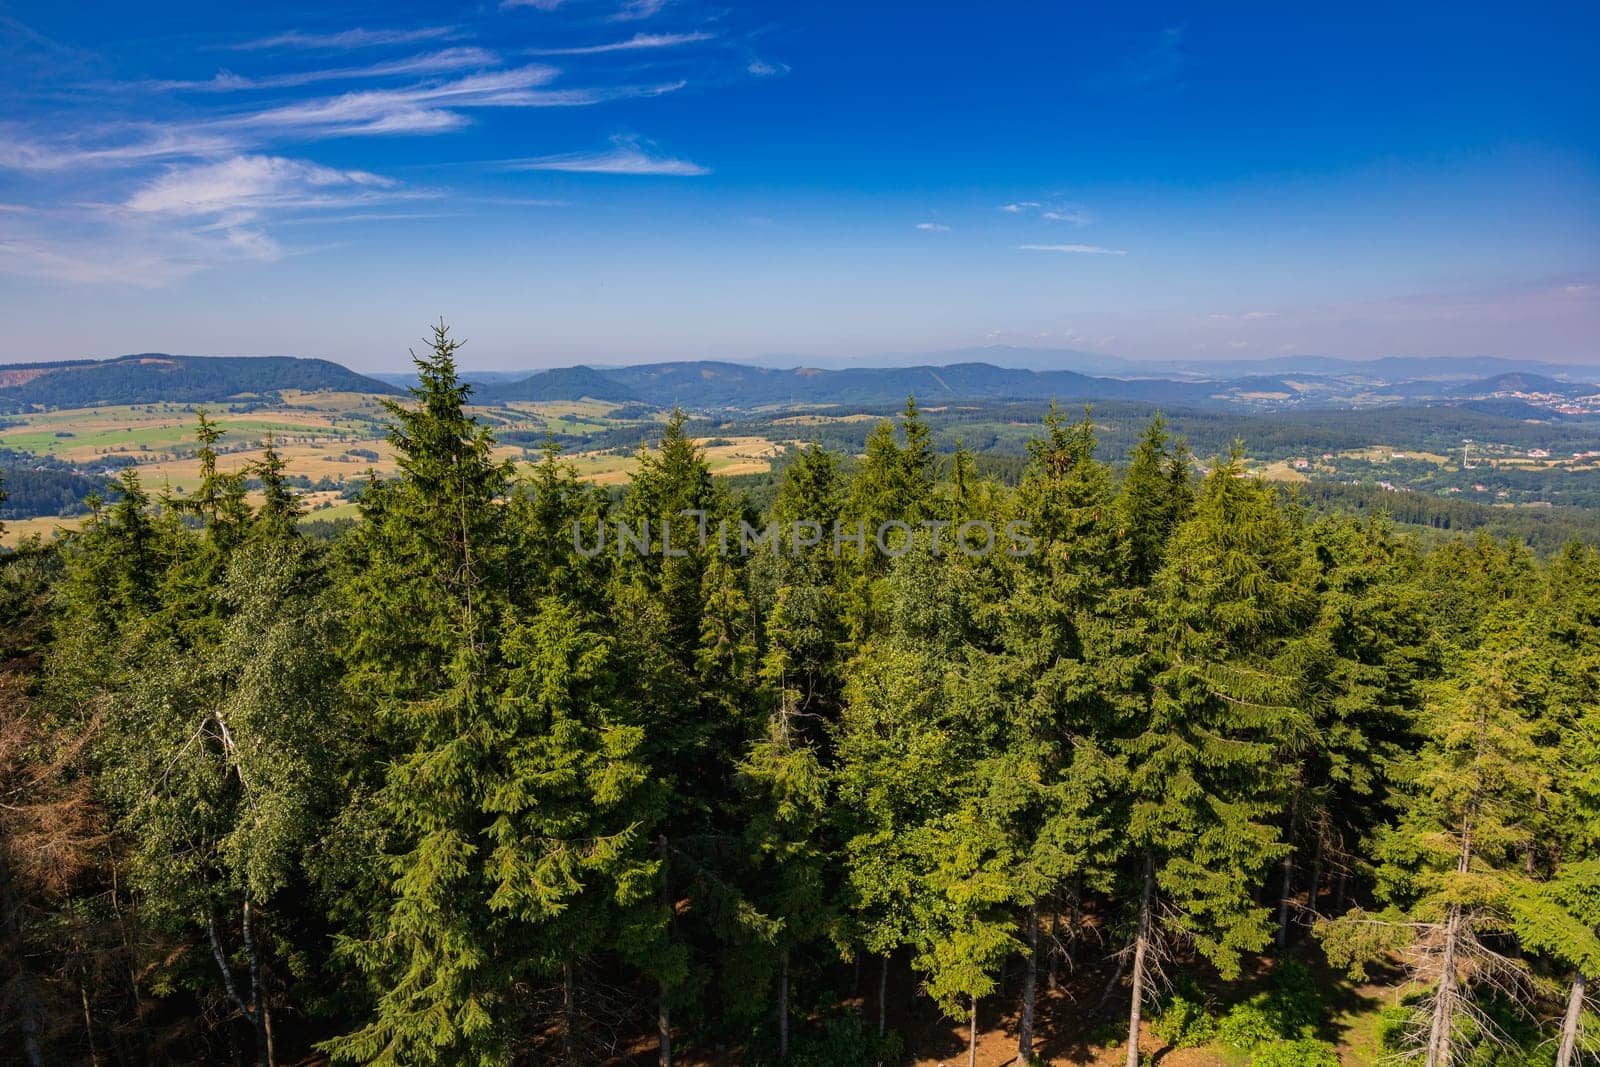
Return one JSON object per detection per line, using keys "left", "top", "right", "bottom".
{"left": 1, "top": 325, "right": 1597, "bottom": 1067}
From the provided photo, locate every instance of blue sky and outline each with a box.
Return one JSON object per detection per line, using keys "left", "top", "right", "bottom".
{"left": 0, "top": 1, "right": 1596, "bottom": 371}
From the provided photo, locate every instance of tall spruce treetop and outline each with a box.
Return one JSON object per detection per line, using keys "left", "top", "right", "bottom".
{"left": 342, "top": 322, "right": 512, "bottom": 702}
{"left": 326, "top": 323, "right": 517, "bottom": 1067}
{"left": 984, "top": 404, "right": 1125, "bottom": 906}
{"left": 1128, "top": 445, "right": 1315, "bottom": 975}
{"left": 1116, "top": 413, "right": 1192, "bottom": 587}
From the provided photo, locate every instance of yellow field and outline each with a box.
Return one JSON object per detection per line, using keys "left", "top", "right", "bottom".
{"left": 0, "top": 395, "right": 782, "bottom": 546}
{"left": 1254, "top": 460, "right": 1311, "bottom": 483}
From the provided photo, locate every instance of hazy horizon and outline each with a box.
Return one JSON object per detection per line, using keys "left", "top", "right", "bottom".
{"left": 8, "top": 345, "right": 1598, "bottom": 380}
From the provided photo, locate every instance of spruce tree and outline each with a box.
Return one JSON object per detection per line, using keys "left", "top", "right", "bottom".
{"left": 1319, "top": 624, "right": 1588, "bottom": 1066}
{"left": 1120, "top": 446, "right": 1313, "bottom": 1067}
{"left": 324, "top": 323, "right": 517, "bottom": 1066}
{"left": 981, "top": 404, "right": 1126, "bottom": 1061}
{"left": 609, "top": 412, "right": 755, "bottom": 1064}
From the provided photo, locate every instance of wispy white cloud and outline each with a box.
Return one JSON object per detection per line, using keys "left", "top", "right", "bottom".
{"left": 505, "top": 134, "right": 708, "bottom": 175}
{"left": 1002, "top": 200, "right": 1091, "bottom": 225}
{"left": 1, "top": 64, "right": 681, "bottom": 173}
{"left": 509, "top": 0, "right": 670, "bottom": 17}
{"left": 0, "top": 154, "right": 425, "bottom": 285}
{"left": 1019, "top": 243, "right": 1127, "bottom": 255}
{"left": 227, "top": 26, "right": 462, "bottom": 51}
{"left": 1041, "top": 208, "right": 1091, "bottom": 224}
{"left": 0, "top": 126, "right": 241, "bottom": 171}
{"left": 1, "top": 9, "right": 698, "bottom": 286}
{"left": 529, "top": 32, "right": 713, "bottom": 55}
{"left": 124, "top": 155, "right": 400, "bottom": 218}
{"left": 220, "top": 67, "right": 685, "bottom": 139}
{"left": 609, "top": 0, "right": 671, "bottom": 21}
{"left": 915, "top": 222, "right": 950, "bottom": 232}
{"left": 0, "top": 218, "right": 288, "bottom": 285}
{"left": 147, "top": 48, "right": 500, "bottom": 92}
{"left": 746, "top": 57, "right": 790, "bottom": 77}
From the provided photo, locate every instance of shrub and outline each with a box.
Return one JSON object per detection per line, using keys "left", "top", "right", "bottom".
{"left": 1152, "top": 993, "right": 1218, "bottom": 1048}
{"left": 1217, "top": 959, "right": 1328, "bottom": 1051}
{"left": 1265, "top": 958, "right": 1322, "bottom": 1035}
{"left": 1217, "top": 997, "right": 1286, "bottom": 1050}
{"left": 1250, "top": 1037, "right": 1340, "bottom": 1067}
{"left": 1375, "top": 1001, "right": 1415, "bottom": 1054}
{"left": 785, "top": 1017, "right": 904, "bottom": 1067}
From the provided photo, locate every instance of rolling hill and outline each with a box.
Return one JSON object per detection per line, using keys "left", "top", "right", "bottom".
{"left": 0, "top": 353, "right": 402, "bottom": 410}
{"left": 474, "top": 365, "right": 640, "bottom": 403}
{"left": 491, "top": 360, "right": 1221, "bottom": 409}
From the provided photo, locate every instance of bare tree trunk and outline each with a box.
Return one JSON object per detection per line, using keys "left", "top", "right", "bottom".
{"left": 1557, "top": 971, "right": 1586, "bottom": 1067}
{"left": 1430, "top": 706, "right": 1490, "bottom": 1067}
{"left": 241, "top": 901, "right": 267, "bottom": 1067}
{"left": 263, "top": 1001, "right": 277, "bottom": 1067}
{"left": 1126, "top": 853, "right": 1155, "bottom": 1067}
{"left": 1047, "top": 901, "right": 1060, "bottom": 992}
{"left": 1095, "top": 954, "right": 1126, "bottom": 1013}
{"left": 1276, "top": 792, "right": 1298, "bottom": 949}
{"left": 563, "top": 962, "right": 578, "bottom": 1066}
{"left": 1426, "top": 904, "right": 1462, "bottom": 1067}
{"left": 1019, "top": 904, "right": 1038, "bottom": 1062}
{"left": 778, "top": 948, "right": 790, "bottom": 1061}
{"left": 658, "top": 835, "right": 672, "bottom": 1067}
{"left": 207, "top": 910, "right": 266, "bottom": 1067}
{"left": 1068, "top": 876, "right": 1082, "bottom": 965}
{"left": 658, "top": 984, "right": 672, "bottom": 1067}
{"left": 1306, "top": 821, "right": 1325, "bottom": 921}
{"left": 968, "top": 995, "right": 978, "bottom": 1067}
{"left": 1333, "top": 866, "right": 1347, "bottom": 915}
{"left": 81, "top": 977, "right": 101, "bottom": 1067}
{"left": 878, "top": 954, "right": 889, "bottom": 1037}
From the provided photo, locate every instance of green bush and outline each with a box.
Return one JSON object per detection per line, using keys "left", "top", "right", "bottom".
{"left": 1265, "top": 958, "right": 1322, "bottom": 1035}
{"left": 1375, "top": 1001, "right": 1415, "bottom": 1054}
{"left": 1152, "top": 993, "right": 1218, "bottom": 1048}
{"left": 1250, "top": 1037, "right": 1340, "bottom": 1067}
{"left": 1216, "top": 959, "right": 1327, "bottom": 1051}
{"left": 786, "top": 1017, "right": 904, "bottom": 1067}
{"left": 1217, "top": 997, "right": 1286, "bottom": 1050}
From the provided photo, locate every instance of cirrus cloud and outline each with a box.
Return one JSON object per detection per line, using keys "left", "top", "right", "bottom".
{"left": 1019, "top": 243, "right": 1127, "bottom": 255}
{"left": 505, "top": 134, "right": 708, "bottom": 175}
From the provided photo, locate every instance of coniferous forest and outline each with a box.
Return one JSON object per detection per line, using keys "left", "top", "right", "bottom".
{"left": 4, "top": 326, "right": 1599, "bottom": 1067}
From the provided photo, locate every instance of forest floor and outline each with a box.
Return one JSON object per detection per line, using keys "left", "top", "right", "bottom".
{"left": 633, "top": 941, "right": 1404, "bottom": 1067}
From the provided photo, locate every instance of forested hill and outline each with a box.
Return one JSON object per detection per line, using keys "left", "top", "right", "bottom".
{"left": 474, "top": 358, "right": 1600, "bottom": 410}
{"left": 12, "top": 352, "right": 1600, "bottom": 413}
{"left": 485, "top": 360, "right": 1218, "bottom": 408}
{"left": 0, "top": 353, "right": 401, "bottom": 409}
{"left": 473, "top": 364, "right": 640, "bottom": 403}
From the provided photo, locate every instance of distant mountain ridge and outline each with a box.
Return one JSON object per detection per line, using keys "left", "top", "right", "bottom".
{"left": 0, "top": 353, "right": 401, "bottom": 410}
{"left": 585, "top": 360, "right": 1209, "bottom": 408}
{"left": 8, "top": 351, "right": 1597, "bottom": 414}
